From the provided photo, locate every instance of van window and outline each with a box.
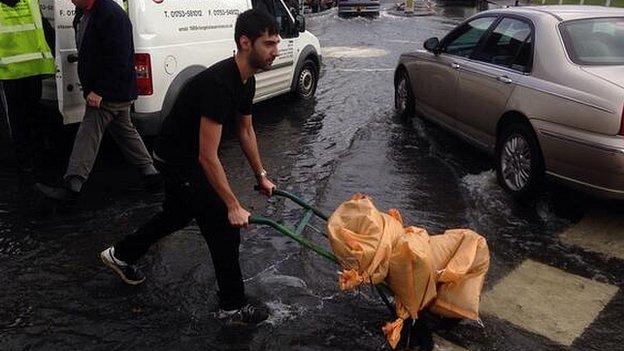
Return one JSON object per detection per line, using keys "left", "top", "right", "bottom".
{"left": 274, "top": 0, "right": 296, "bottom": 39}
{"left": 253, "top": 0, "right": 276, "bottom": 16}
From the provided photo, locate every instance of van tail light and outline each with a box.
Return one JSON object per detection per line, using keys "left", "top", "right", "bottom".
{"left": 620, "top": 104, "right": 624, "bottom": 136}
{"left": 134, "top": 53, "right": 153, "bottom": 96}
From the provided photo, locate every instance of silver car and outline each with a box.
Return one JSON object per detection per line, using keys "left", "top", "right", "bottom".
{"left": 394, "top": 6, "right": 624, "bottom": 199}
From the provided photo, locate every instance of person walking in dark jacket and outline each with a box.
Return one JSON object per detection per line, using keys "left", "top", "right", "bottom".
{"left": 36, "top": 0, "right": 160, "bottom": 200}
{"left": 100, "top": 9, "right": 279, "bottom": 326}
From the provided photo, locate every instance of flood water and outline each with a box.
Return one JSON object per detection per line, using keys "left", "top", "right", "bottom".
{"left": 1, "top": 1, "right": 622, "bottom": 350}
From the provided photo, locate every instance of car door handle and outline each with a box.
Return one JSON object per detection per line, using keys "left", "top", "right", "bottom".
{"left": 497, "top": 76, "right": 513, "bottom": 84}
{"left": 451, "top": 62, "right": 460, "bottom": 70}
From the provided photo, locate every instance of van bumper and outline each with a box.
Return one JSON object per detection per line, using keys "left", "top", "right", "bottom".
{"left": 131, "top": 111, "right": 162, "bottom": 136}
{"left": 338, "top": 3, "right": 380, "bottom": 13}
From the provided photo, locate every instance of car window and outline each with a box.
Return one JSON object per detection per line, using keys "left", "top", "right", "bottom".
{"left": 473, "top": 17, "right": 533, "bottom": 72}
{"left": 443, "top": 17, "right": 497, "bottom": 58}
{"left": 560, "top": 17, "right": 624, "bottom": 66}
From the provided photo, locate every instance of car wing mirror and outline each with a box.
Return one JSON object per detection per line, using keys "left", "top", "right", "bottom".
{"left": 295, "top": 13, "right": 306, "bottom": 32}
{"left": 424, "top": 37, "right": 441, "bottom": 55}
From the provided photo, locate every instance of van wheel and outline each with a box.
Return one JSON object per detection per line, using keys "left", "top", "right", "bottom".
{"left": 292, "top": 60, "right": 318, "bottom": 100}
{"left": 496, "top": 122, "right": 544, "bottom": 199}
{"left": 394, "top": 69, "right": 414, "bottom": 119}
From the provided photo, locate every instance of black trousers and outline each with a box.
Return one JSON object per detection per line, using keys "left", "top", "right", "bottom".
{"left": 0, "top": 76, "right": 43, "bottom": 172}
{"left": 114, "top": 161, "right": 246, "bottom": 310}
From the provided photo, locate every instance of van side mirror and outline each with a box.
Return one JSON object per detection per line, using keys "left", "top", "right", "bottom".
{"left": 424, "top": 37, "right": 440, "bottom": 54}
{"left": 295, "top": 13, "right": 306, "bottom": 32}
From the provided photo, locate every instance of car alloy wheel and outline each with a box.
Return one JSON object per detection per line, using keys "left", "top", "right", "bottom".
{"left": 394, "top": 70, "right": 414, "bottom": 118}
{"left": 395, "top": 76, "right": 408, "bottom": 114}
{"left": 496, "top": 122, "right": 544, "bottom": 198}
{"left": 500, "top": 134, "right": 532, "bottom": 191}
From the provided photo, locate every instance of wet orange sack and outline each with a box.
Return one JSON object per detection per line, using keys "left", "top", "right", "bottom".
{"left": 327, "top": 195, "right": 490, "bottom": 349}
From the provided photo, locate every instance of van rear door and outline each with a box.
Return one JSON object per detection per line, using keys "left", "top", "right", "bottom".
{"left": 39, "top": 0, "right": 56, "bottom": 102}
{"left": 54, "top": 0, "right": 83, "bottom": 124}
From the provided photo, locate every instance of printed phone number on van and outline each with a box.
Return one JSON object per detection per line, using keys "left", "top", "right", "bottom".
{"left": 58, "top": 9, "right": 77, "bottom": 17}
{"left": 164, "top": 9, "right": 240, "bottom": 18}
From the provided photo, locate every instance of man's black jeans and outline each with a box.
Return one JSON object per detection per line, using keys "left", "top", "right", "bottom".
{"left": 114, "top": 160, "right": 246, "bottom": 310}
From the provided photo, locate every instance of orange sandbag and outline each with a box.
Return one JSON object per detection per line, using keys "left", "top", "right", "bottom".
{"left": 428, "top": 229, "right": 490, "bottom": 320}
{"left": 385, "top": 225, "right": 437, "bottom": 318}
{"left": 327, "top": 194, "right": 399, "bottom": 290}
{"left": 327, "top": 195, "right": 490, "bottom": 349}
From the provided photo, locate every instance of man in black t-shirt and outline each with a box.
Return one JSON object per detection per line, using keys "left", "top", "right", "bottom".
{"left": 100, "top": 9, "right": 280, "bottom": 326}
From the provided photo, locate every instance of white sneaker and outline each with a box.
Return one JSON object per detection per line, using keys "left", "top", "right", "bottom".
{"left": 100, "top": 247, "right": 145, "bottom": 285}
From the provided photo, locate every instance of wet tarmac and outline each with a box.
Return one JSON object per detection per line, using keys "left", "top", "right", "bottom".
{"left": 1, "top": 1, "right": 623, "bottom": 350}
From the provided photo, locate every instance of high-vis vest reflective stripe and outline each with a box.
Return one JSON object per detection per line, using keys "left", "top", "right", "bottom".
{"left": 0, "top": 0, "right": 55, "bottom": 80}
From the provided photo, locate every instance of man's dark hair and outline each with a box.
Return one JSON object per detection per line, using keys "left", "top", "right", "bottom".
{"left": 234, "top": 9, "right": 279, "bottom": 50}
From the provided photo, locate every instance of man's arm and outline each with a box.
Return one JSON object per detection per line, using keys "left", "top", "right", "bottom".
{"left": 199, "top": 116, "right": 250, "bottom": 227}
{"left": 237, "top": 114, "right": 264, "bottom": 176}
{"left": 237, "top": 114, "right": 274, "bottom": 196}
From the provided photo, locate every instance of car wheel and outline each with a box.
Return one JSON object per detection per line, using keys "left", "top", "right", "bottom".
{"left": 496, "top": 122, "right": 544, "bottom": 198}
{"left": 395, "top": 70, "right": 414, "bottom": 119}
{"left": 292, "top": 60, "right": 318, "bottom": 101}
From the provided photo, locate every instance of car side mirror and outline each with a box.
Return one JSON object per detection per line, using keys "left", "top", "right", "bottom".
{"left": 295, "top": 13, "right": 306, "bottom": 32}
{"left": 424, "top": 37, "right": 441, "bottom": 54}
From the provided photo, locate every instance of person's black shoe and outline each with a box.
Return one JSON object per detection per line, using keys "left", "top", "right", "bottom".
{"left": 34, "top": 181, "right": 80, "bottom": 201}
{"left": 140, "top": 173, "right": 164, "bottom": 191}
{"left": 100, "top": 247, "right": 145, "bottom": 285}
{"left": 215, "top": 302, "right": 270, "bottom": 326}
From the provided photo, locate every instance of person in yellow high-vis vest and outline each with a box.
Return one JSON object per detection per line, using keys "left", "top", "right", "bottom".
{"left": 0, "top": 0, "right": 55, "bottom": 187}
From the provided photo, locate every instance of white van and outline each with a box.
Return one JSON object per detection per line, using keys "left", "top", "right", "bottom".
{"left": 39, "top": 0, "right": 322, "bottom": 135}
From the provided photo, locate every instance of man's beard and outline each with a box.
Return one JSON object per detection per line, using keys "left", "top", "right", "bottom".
{"left": 248, "top": 49, "right": 273, "bottom": 71}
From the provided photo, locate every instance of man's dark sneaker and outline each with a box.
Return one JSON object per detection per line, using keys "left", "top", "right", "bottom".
{"left": 34, "top": 182, "right": 79, "bottom": 201}
{"left": 100, "top": 247, "right": 145, "bottom": 285}
{"left": 140, "top": 173, "right": 164, "bottom": 191}
{"left": 216, "top": 303, "right": 270, "bottom": 326}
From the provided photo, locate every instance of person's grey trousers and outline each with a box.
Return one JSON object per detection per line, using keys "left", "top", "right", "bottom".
{"left": 64, "top": 101, "right": 153, "bottom": 181}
